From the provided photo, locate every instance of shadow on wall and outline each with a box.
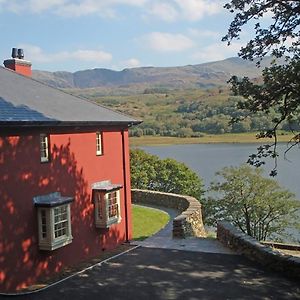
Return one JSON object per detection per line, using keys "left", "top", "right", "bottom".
{"left": 0, "top": 135, "right": 124, "bottom": 292}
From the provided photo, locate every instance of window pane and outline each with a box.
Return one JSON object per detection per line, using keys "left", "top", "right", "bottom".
{"left": 94, "top": 192, "right": 104, "bottom": 220}
{"left": 54, "top": 205, "right": 68, "bottom": 238}
{"left": 96, "top": 132, "right": 102, "bottom": 155}
{"left": 107, "top": 191, "right": 119, "bottom": 218}
{"left": 41, "top": 209, "right": 47, "bottom": 238}
{"left": 40, "top": 134, "right": 49, "bottom": 162}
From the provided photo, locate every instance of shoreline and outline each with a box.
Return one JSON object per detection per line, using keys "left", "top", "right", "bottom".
{"left": 130, "top": 133, "right": 294, "bottom": 147}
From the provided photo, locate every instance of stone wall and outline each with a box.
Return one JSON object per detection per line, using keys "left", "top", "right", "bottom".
{"left": 131, "top": 189, "right": 206, "bottom": 238}
{"left": 217, "top": 222, "right": 300, "bottom": 280}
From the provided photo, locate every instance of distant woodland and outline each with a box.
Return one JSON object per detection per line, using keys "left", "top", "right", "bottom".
{"left": 77, "top": 87, "right": 295, "bottom": 138}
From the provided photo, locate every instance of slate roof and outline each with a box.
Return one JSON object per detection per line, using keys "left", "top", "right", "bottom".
{"left": 0, "top": 66, "right": 141, "bottom": 127}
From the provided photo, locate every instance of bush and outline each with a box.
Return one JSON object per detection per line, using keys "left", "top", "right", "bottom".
{"left": 130, "top": 149, "right": 204, "bottom": 200}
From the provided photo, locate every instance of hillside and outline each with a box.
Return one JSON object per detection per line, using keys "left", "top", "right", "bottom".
{"left": 31, "top": 56, "right": 290, "bottom": 139}
{"left": 32, "top": 57, "right": 276, "bottom": 93}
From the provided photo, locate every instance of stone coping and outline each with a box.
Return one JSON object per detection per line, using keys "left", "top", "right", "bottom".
{"left": 217, "top": 221, "right": 300, "bottom": 280}
{"left": 261, "top": 241, "right": 300, "bottom": 251}
{"left": 131, "top": 189, "right": 206, "bottom": 238}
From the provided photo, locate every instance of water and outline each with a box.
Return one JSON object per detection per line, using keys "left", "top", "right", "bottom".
{"left": 141, "top": 143, "right": 300, "bottom": 199}
{"left": 140, "top": 143, "right": 300, "bottom": 242}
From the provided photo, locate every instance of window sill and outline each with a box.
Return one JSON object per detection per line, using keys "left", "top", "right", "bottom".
{"left": 95, "top": 217, "right": 121, "bottom": 228}
{"left": 39, "top": 236, "right": 73, "bottom": 251}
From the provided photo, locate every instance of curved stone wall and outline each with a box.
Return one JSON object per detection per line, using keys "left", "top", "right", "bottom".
{"left": 217, "top": 222, "right": 300, "bottom": 280}
{"left": 131, "top": 189, "right": 206, "bottom": 238}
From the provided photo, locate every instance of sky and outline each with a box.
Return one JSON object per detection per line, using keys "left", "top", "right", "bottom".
{"left": 0, "top": 0, "right": 249, "bottom": 72}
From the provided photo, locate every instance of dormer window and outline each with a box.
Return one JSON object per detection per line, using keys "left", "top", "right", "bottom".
{"left": 40, "top": 134, "right": 50, "bottom": 162}
{"left": 34, "top": 192, "right": 74, "bottom": 251}
{"left": 92, "top": 181, "right": 122, "bottom": 228}
{"left": 96, "top": 132, "right": 103, "bottom": 156}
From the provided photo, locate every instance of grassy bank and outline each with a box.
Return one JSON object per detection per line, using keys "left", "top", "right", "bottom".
{"left": 132, "top": 205, "right": 169, "bottom": 241}
{"left": 130, "top": 132, "right": 294, "bottom": 147}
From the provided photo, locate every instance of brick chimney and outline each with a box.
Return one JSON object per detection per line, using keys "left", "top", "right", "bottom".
{"left": 3, "top": 48, "right": 32, "bottom": 76}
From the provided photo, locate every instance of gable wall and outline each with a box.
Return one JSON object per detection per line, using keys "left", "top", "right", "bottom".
{"left": 0, "top": 127, "right": 132, "bottom": 292}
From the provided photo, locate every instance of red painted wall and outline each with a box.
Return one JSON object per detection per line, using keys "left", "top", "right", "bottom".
{"left": 0, "top": 128, "right": 132, "bottom": 292}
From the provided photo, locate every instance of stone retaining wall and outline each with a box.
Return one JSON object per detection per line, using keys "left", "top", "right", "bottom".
{"left": 131, "top": 189, "right": 206, "bottom": 238}
{"left": 217, "top": 222, "right": 300, "bottom": 280}
{"left": 261, "top": 241, "right": 300, "bottom": 251}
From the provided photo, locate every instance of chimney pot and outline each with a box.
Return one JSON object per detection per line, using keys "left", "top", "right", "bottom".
{"left": 3, "top": 48, "right": 32, "bottom": 76}
{"left": 17, "top": 48, "right": 24, "bottom": 59}
{"left": 11, "top": 48, "right": 18, "bottom": 58}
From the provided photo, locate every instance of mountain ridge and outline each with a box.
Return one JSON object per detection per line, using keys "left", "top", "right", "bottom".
{"left": 32, "top": 56, "right": 276, "bottom": 91}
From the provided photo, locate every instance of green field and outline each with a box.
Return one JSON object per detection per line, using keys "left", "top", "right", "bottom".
{"left": 132, "top": 205, "right": 170, "bottom": 241}
{"left": 130, "top": 132, "right": 294, "bottom": 147}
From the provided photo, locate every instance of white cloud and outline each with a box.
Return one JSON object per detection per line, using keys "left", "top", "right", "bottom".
{"left": 122, "top": 58, "right": 141, "bottom": 68}
{"left": 144, "top": 0, "right": 222, "bottom": 23}
{"left": 0, "top": 0, "right": 148, "bottom": 16}
{"left": 147, "top": 2, "right": 178, "bottom": 22}
{"left": 174, "top": 0, "right": 221, "bottom": 21}
{"left": 29, "top": 0, "right": 67, "bottom": 13}
{"left": 0, "top": 0, "right": 223, "bottom": 21}
{"left": 56, "top": 0, "right": 147, "bottom": 18}
{"left": 0, "top": 0, "right": 61, "bottom": 13}
{"left": 141, "top": 32, "right": 194, "bottom": 52}
{"left": 192, "top": 42, "right": 243, "bottom": 62}
{"left": 56, "top": 1, "right": 113, "bottom": 18}
{"left": 111, "top": 58, "right": 141, "bottom": 70}
{"left": 68, "top": 49, "right": 113, "bottom": 62}
{"left": 18, "top": 44, "right": 112, "bottom": 64}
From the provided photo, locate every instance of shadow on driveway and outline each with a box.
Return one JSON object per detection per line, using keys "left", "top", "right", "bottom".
{"left": 9, "top": 247, "right": 300, "bottom": 300}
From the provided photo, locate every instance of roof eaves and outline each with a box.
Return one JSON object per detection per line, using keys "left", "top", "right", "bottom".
{"left": 0, "top": 119, "right": 142, "bottom": 128}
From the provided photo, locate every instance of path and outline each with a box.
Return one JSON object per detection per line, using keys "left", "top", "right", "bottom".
{"left": 132, "top": 204, "right": 235, "bottom": 255}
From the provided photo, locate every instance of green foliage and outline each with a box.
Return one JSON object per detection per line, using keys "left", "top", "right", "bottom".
{"left": 205, "top": 165, "right": 300, "bottom": 241}
{"left": 229, "top": 60, "right": 300, "bottom": 175}
{"left": 223, "top": 0, "right": 300, "bottom": 61}
{"left": 78, "top": 86, "right": 286, "bottom": 138}
{"left": 132, "top": 205, "right": 169, "bottom": 241}
{"left": 224, "top": 0, "right": 300, "bottom": 173}
{"left": 130, "top": 149, "right": 204, "bottom": 200}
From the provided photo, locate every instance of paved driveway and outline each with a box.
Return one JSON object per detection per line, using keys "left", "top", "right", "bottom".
{"left": 9, "top": 247, "right": 300, "bottom": 300}
{"left": 132, "top": 205, "right": 235, "bottom": 254}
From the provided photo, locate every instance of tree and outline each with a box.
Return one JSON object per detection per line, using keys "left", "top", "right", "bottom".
{"left": 130, "top": 149, "right": 204, "bottom": 200}
{"left": 223, "top": 0, "right": 300, "bottom": 61}
{"left": 205, "top": 165, "right": 300, "bottom": 241}
{"left": 223, "top": 0, "right": 300, "bottom": 175}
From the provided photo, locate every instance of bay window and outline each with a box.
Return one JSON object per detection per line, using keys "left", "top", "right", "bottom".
{"left": 34, "top": 192, "right": 74, "bottom": 251}
{"left": 92, "top": 181, "right": 122, "bottom": 228}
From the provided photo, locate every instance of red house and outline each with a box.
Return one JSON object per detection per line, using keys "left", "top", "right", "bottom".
{"left": 0, "top": 49, "right": 140, "bottom": 292}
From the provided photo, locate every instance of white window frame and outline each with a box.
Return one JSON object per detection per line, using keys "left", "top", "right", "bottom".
{"left": 40, "top": 134, "right": 50, "bottom": 162}
{"left": 96, "top": 132, "right": 103, "bottom": 156}
{"left": 94, "top": 190, "right": 121, "bottom": 228}
{"left": 37, "top": 204, "right": 72, "bottom": 251}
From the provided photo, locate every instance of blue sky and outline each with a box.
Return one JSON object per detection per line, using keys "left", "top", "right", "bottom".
{"left": 0, "top": 0, "right": 248, "bottom": 72}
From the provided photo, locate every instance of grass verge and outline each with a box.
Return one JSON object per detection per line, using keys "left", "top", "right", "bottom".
{"left": 132, "top": 205, "right": 170, "bottom": 241}
{"left": 130, "top": 132, "right": 294, "bottom": 147}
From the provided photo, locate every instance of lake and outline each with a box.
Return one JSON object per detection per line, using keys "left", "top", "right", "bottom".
{"left": 140, "top": 143, "right": 300, "bottom": 242}
{"left": 141, "top": 143, "right": 300, "bottom": 199}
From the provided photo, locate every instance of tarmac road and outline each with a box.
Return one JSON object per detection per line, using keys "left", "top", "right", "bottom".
{"left": 6, "top": 247, "right": 300, "bottom": 300}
